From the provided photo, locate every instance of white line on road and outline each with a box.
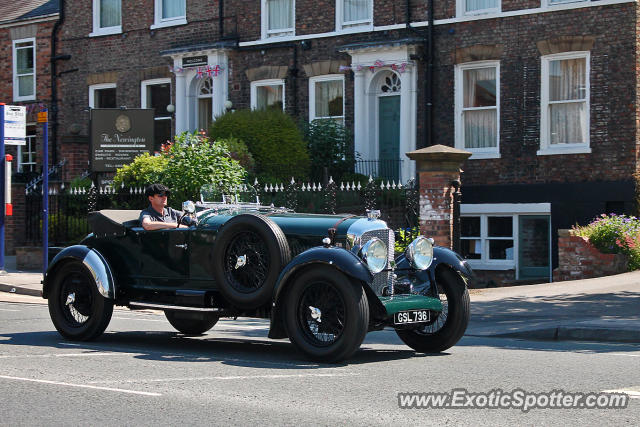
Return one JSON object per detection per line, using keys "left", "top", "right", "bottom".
{"left": 89, "top": 372, "right": 358, "bottom": 384}
{"left": 603, "top": 388, "right": 640, "bottom": 399}
{"left": 0, "top": 308, "right": 19, "bottom": 312}
{"left": 607, "top": 353, "right": 640, "bottom": 357}
{"left": 0, "top": 375, "right": 161, "bottom": 396}
{"left": 0, "top": 352, "right": 133, "bottom": 359}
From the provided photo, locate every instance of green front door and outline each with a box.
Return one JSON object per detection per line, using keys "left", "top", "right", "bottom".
{"left": 378, "top": 95, "right": 400, "bottom": 181}
{"left": 518, "top": 215, "right": 551, "bottom": 280}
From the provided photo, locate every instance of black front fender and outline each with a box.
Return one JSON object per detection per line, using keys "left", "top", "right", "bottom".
{"left": 43, "top": 245, "right": 115, "bottom": 300}
{"left": 395, "top": 246, "right": 475, "bottom": 289}
{"left": 268, "top": 246, "right": 374, "bottom": 339}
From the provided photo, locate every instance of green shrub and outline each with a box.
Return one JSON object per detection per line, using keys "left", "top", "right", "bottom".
{"left": 112, "top": 132, "right": 246, "bottom": 202}
{"left": 394, "top": 226, "right": 421, "bottom": 254}
{"left": 209, "top": 109, "right": 310, "bottom": 182}
{"left": 69, "top": 176, "right": 92, "bottom": 189}
{"left": 112, "top": 153, "right": 168, "bottom": 189}
{"left": 299, "top": 119, "right": 354, "bottom": 182}
{"left": 222, "top": 137, "right": 256, "bottom": 174}
{"left": 572, "top": 214, "right": 640, "bottom": 270}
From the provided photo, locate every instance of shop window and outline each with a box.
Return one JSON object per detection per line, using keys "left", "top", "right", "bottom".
{"left": 309, "top": 75, "right": 344, "bottom": 122}
{"left": 13, "top": 38, "right": 35, "bottom": 101}
{"left": 251, "top": 79, "right": 285, "bottom": 111}
{"left": 461, "top": 215, "right": 514, "bottom": 265}
{"left": 142, "top": 79, "right": 172, "bottom": 151}
{"left": 91, "top": 0, "right": 122, "bottom": 36}
{"left": 89, "top": 83, "right": 117, "bottom": 108}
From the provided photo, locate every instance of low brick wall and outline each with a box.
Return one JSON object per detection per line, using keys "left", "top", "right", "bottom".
{"left": 553, "top": 229, "right": 628, "bottom": 282}
{"left": 15, "top": 246, "right": 43, "bottom": 271}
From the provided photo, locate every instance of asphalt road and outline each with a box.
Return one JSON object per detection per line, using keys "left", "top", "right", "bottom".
{"left": 1, "top": 295, "right": 638, "bottom": 426}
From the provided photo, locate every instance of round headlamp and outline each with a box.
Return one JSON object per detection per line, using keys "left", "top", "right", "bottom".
{"left": 361, "top": 238, "right": 388, "bottom": 274}
{"left": 405, "top": 236, "right": 434, "bottom": 270}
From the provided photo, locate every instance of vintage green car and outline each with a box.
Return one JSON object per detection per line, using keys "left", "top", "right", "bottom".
{"left": 43, "top": 189, "right": 473, "bottom": 362}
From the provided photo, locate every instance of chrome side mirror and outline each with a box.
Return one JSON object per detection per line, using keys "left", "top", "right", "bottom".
{"left": 182, "top": 200, "right": 196, "bottom": 214}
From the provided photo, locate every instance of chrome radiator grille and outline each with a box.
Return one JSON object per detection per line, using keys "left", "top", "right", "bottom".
{"left": 360, "top": 229, "right": 395, "bottom": 296}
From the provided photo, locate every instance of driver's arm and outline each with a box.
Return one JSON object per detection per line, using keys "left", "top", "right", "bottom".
{"left": 141, "top": 217, "right": 186, "bottom": 230}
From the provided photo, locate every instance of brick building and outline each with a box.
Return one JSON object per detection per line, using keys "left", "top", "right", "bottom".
{"left": 32, "top": 0, "right": 640, "bottom": 283}
{"left": 0, "top": 0, "right": 60, "bottom": 253}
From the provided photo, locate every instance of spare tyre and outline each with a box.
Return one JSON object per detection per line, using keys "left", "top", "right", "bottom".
{"left": 212, "top": 213, "right": 291, "bottom": 309}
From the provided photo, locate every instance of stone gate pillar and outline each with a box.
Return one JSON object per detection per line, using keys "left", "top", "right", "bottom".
{"left": 406, "top": 145, "right": 471, "bottom": 249}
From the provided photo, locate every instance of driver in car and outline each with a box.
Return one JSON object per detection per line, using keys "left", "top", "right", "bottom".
{"left": 139, "top": 183, "right": 195, "bottom": 230}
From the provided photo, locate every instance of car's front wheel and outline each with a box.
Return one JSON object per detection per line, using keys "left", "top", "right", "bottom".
{"left": 48, "top": 261, "right": 114, "bottom": 340}
{"left": 395, "top": 268, "right": 470, "bottom": 353}
{"left": 164, "top": 310, "right": 219, "bottom": 335}
{"left": 284, "top": 266, "right": 369, "bottom": 362}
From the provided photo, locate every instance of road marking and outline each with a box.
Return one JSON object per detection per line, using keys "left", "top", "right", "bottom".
{"left": 0, "top": 375, "right": 161, "bottom": 396}
{"left": 603, "top": 388, "right": 640, "bottom": 399}
{"left": 0, "top": 308, "right": 19, "bottom": 312}
{"left": 89, "top": 372, "right": 358, "bottom": 384}
{"left": 607, "top": 353, "right": 640, "bottom": 358}
{"left": 0, "top": 352, "right": 132, "bottom": 359}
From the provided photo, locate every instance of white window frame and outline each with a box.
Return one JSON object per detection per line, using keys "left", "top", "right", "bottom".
{"left": 457, "top": 0, "right": 500, "bottom": 17}
{"left": 17, "top": 127, "right": 37, "bottom": 173}
{"left": 251, "top": 79, "right": 286, "bottom": 111}
{"left": 89, "top": 83, "right": 117, "bottom": 108}
{"left": 151, "top": 0, "right": 187, "bottom": 29}
{"left": 309, "top": 74, "right": 345, "bottom": 122}
{"left": 141, "top": 78, "right": 172, "bottom": 116}
{"left": 261, "top": 0, "right": 295, "bottom": 39}
{"left": 454, "top": 60, "right": 500, "bottom": 159}
{"left": 460, "top": 203, "right": 551, "bottom": 271}
{"left": 538, "top": 51, "right": 591, "bottom": 156}
{"left": 336, "top": 0, "right": 373, "bottom": 32}
{"left": 90, "top": 0, "right": 122, "bottom": 37}
{"left": 12, "top": 38, "right": 36, "bottom": 102}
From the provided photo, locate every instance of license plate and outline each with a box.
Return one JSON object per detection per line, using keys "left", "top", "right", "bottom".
{"left": 394, "top": 309, "right": 430, "bottom": 325}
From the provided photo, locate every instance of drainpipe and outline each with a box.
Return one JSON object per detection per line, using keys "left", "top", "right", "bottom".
{"left": 218, "top": 0, "right": 224, "bottom": 38}
{"left": 405, "top": 0, "right": 433, "bottom": 148}
{"left": 50, "top": 0, "right": 65, "bottom": 166}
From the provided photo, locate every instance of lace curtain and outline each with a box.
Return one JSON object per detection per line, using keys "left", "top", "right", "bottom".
{"left": 257, "top": 85, "right": 283, "bottom": 110}
{"left": 463, "top": 67, "right": 497, "bottom": 149}
{"left": 315, "top": 80, "right": 343, "bottom": 118}
{"left": 100, "top": 0, "right": 121, "bottom": 27}
{"left": 344, "top": 0, "right": 370, "bottom": 23}
{"left": 549, "top": 58, "right": 587, "bottom": 145}
{"left": 465, "top": 0, "right": 498, "bottom": 12}
{"left": 268, "top": 0, "right": 293, "bottom": 30}
{"left": 162, "top": 0, "right": 185, "bottom": 19}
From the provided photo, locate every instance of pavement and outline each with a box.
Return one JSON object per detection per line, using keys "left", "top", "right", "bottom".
{"left": 1, "top": 255, "right": 639, "bottom": 344}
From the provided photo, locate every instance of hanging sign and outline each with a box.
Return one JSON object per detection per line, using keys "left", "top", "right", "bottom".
{"left": 182, "top": 55, "right": 208, "bottom": 68}
{"left": 3, "top": 105, "right": 26, "bottom": 145}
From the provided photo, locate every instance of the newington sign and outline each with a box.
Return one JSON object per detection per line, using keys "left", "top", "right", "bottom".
{"left": 90, "top": 108, "right": 154, "bottom": 172}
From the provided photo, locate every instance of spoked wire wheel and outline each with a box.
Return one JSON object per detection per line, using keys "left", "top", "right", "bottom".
{"left": 48, "top": 261, "right": 113, "bottom": 341}
{"left": 414, "top": 283, "right": 448, "bottom": 335}
{"left": 223, "top": 230, "right": 270, "bottom": 293}
{"left": 59, "top": 272, "right": 94, "bottom": 327}
{"left": 297, "top": 281, "right": 346, "bottom": 347}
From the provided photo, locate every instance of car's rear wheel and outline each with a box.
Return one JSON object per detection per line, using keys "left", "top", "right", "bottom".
{"left": 284, "top": 266, "right": 369, "bottom": 362}
{"left": 212, "top": 214, "right": 291, "bottom": 310}
{"left": 164, "top": 311, "right": 219, "bottom": 335}
{"left": 48, "top": 261, "right": 114, "bottom": 340}
{"left": 395, "top": 268, "right": 470, "bottom": 353}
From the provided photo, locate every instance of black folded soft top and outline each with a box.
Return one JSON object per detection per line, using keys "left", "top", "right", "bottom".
{"left": 88, "top": 210, "right": 141, "bottom": 237}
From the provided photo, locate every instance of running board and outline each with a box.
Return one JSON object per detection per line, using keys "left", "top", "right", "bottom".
{"left": 128, "top": 301, "right": 229, "bottom": 313}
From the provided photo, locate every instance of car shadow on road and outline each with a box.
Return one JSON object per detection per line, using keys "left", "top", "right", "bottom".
{"left": 0, "top": 329, "right": 424, "bottom": 368}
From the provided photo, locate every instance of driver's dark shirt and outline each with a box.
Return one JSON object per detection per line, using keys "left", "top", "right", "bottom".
{"left": 139, "top": 205, "right": 182, "bottom": 225}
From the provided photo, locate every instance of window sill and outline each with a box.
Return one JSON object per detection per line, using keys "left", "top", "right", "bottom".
{"left": 89, "top": 26, "right": 122, "bottom": 37}
{"left": 465, "top": 260, "right": 515, "bottom": 271}
{"left": 150, "top": 18, "right": 187, "bottom": 30}
{"left": 468, "top": 152, "right": 500, "bottom": 160}
{"left": 13, "top": 95, "right": 36, "bottom": 102}
{"left": 459, "top": 9, "right": 500, "bottom": 17}
{"left": 537, "top": 146, "right": 591, "bottom": 156}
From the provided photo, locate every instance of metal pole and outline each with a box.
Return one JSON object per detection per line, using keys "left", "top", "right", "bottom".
{"left": 0, "top": 103, "right": 5, "bottom": 273}
{"left": 42, "top": 109, "right": 49, "bottom": 275}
